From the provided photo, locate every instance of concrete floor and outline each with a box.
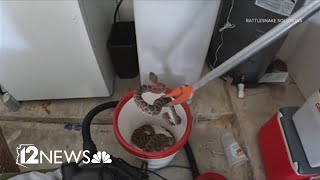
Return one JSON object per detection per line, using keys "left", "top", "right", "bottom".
{"left": 226, "top": 77, "right": 305, "bottom": 180}
{"left": 0, "top": 69, "right": 306, "bottom": 180}
{"left": 1, "top": 118, "right": 249, "bottom": 180}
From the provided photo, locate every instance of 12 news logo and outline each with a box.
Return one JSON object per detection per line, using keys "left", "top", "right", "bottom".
{"left": 16, "top": 144, "right": 112, "bottom": 168}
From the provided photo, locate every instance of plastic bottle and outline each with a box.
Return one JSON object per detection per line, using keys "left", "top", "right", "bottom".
{"left": 221, "top": 132, "right": 248, "bottom": 167}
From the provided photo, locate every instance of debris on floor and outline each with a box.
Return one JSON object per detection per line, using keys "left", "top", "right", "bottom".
{"left": 64, "top": 124, "right": 82, "bottom": 131}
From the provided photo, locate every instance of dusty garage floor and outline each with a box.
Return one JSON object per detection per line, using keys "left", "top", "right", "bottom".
{"left": 1, "top": 118, "right": 249, "bottom": 180}
{"left": 0, "top": 68, "right": 305, "bottom": 180}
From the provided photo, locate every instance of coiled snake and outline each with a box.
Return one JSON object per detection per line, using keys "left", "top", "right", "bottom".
{"left": 134, "top": 72, "right": 182, "bottom": 126}
{"left": 131, "top": 124, "right": 175, "bottom": 152}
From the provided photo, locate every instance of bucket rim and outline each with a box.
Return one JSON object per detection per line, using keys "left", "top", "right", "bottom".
{"left": 113, "top": 89, "right": 192, "bottom": 159}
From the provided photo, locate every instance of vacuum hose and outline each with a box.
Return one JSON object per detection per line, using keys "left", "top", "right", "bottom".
{"left": 82, "top": 101, "right": 119, "bottom": 158}
{"left": 184, "top": 141, "right": 200, "bottom": 178}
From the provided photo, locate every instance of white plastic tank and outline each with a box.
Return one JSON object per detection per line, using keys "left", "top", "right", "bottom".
{"left": 133, "top": 0, "right": 221, "bottom": 88}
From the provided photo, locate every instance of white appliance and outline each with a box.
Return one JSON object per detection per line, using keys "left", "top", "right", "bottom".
{"left": 293, "top": 90, "right": 320, "bottom": 168}
{"left": 134, "top": 0, "right": 221, "bottom": 88}
{"left": 0, "top": 0, "right": 116, "bottom": 100}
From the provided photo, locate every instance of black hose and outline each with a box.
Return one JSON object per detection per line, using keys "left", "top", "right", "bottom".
{"left": 82, "top": 101, "right": 119, "bottom": 158}
{"left": 184, "top": 141, "right": 200, "bottom": 178}
{"left": 113, "top": 0, "right": 124, "bottom": 25}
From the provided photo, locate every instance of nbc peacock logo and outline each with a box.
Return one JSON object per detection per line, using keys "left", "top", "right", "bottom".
{"left": 91, "top": 151, "right": 112, "bottom": 164}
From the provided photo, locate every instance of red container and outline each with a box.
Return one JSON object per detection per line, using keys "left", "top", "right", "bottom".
{"left": 112, "top": 90, "right": 193, "bottom": 169}
{"left": 259, "top": 110, "right": 320, "bottom": 180}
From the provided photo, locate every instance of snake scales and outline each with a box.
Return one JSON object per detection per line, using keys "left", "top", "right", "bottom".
{"left": 133, "top": 72, "right": 182, "bottom": 126}
{"left": 131, "top": 72, "right": 181, "bottom": 152}
{"left": 131, "top": 124, "right": 175, "bottom": 152}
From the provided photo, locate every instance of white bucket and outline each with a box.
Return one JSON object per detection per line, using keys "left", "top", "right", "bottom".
{"left": 113, "top": 90, "right": 192, "bottom": 169}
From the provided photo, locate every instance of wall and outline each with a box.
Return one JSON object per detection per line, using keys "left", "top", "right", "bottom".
{"left": 117, "top": 0, "right": 134, "bottom": 21}
{"left": 133, "top": 0, "right": 221, "bottom": 88}
{"left": 277, "top": 4, "right": 320, "bottom": 98}
{"left": 0, "top": 0, "right": 113, "bottom": 100}
{"left": 79, "top": 0, "right": 116, "bottom": 94}
{"left": 116, "top": 0, "right": 320, "bottom": 97}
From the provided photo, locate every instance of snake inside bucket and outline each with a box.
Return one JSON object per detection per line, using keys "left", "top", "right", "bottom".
{"left": 133, "top": 72, "right": 182, "bottom": 126}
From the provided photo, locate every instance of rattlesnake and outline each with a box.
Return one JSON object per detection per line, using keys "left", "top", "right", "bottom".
{"left": 131, "top": 124, "right": 175, "bottom": 152}
{"left": 134, "top": 72, "right": 182, "bottom": 126}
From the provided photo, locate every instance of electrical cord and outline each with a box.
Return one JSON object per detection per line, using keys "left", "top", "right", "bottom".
{"left": 117, "top": 158, "right": 168, "bottom": 180}
{"left": 138, "top": 161, "right": 190, "bottom": 179}
{"left": 114, "top": 0, "right": 124, "bottom": 24}
{"left": 147, "top": 170, "right": 168, "bottom": 180}
{"left": 139, "top": 161, "right": 167, "bottom": 180}
{"left": 138, "top": 160, "right": 190, "bottom": 180}
{"left": 211, "top": 0, "right": 236, "bottom": 69}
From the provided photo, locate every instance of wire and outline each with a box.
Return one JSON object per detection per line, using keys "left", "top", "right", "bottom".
{"left": 139, "top": 162, "right": 190, "bottom": 179}
{"left": 113, "top": 0, "right": 124, "bottom": 24}
{"left": 117, "top": 158, "right": 167, "bottom": 180}
{"left": 140, "top": 161, "right": 149, "bottom": 179}
{"left": 76, "top": 157, "right": 85, "bottom": 165}
{"left": 139, "top": 161, "right": 168, "bottom": 180}
{"left": 212, "top": 0, "right": 236, "bottom": 68}
{"left": 147, "top": 169, "right": 168, "bottom": 180}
